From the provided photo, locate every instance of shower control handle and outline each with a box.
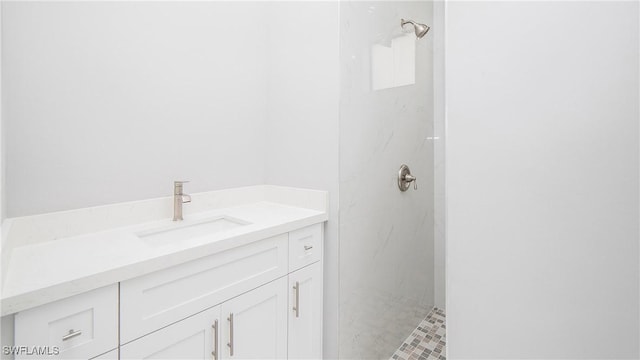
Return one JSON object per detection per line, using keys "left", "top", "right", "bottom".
{"left": 405, "top": 174, "right": 417, "bottom": 190}
{"left": 398, "top": 164, "right": 417, "bottom": 191}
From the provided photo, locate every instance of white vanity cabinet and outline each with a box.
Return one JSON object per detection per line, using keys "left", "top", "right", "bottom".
{"left": 11, "top": 223, "right": 324, "bottom": 360}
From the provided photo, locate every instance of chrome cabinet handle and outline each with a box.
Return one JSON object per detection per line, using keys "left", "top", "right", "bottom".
{"left": 304, "top": 245, "right": 313, "bottom": 251}
{"left": 211, "top": 320, "right": 218, "bottom": 360}
{"left": 62, "top": 329, "right": 82, "bottom": 341}
{"left": 293, "top": 281, "right": 300, "bottom": 318}
{"left": 227, "top": 313, "right": 234, "bottom": 356}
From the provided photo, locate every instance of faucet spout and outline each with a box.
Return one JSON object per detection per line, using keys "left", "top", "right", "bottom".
{"left": 173, "top": 181, "right": 190, "bottom": 221}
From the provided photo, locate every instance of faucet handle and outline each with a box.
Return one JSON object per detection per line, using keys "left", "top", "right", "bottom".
{"left": 174, "top": 180, "right": 190, "bottom": 185}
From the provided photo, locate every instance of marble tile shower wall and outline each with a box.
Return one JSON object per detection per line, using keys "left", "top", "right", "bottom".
{"left": 339, "top": 2, "right": 435, "bottom": 359}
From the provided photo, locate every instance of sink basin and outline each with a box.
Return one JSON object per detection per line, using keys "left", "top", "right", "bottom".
{"left": 136, "top": 216, "right": 250, "bottom": 245}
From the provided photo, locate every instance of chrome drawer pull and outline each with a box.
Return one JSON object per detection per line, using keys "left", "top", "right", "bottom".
{"left": 211, "top": 320, "right": 218, "bottom": 360}
{"left": 62, "top": 329, "right": 82, "bottom": 341}
{"left": 227, "top": 313, "right": 234, "bottom": 356}
{"left": 293, "top": 281, "right": 300, "bottom": 318}
{"left": 304, "top": 245, "right": 313, "bottom": 251}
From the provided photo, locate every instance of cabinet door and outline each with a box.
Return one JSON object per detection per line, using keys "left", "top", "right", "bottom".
{"left": 288, "top": 263, "right": 323, "bottom": 359}
{"left": 120, "top": 305, "right": 221, "bottom": 360}
{"left": 220, "top": 278, "right": 287, "bottom": 359}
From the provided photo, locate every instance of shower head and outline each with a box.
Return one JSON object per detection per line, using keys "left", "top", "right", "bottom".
{"left": 401, "top": 19, "right": 430, "bottom": 39}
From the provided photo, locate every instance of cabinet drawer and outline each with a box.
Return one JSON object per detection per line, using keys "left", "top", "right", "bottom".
{"left": 289, "top": 224, "right": 322, "bottom": 271}
{"left": 120, "top": 234, "right": 288, "bottom": 344}
{"left": 14, "top": 284, "right": 118, "bottom": 360}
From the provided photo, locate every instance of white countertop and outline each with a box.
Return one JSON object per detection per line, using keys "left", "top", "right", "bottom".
{"left": 0, "top": 186, "right": 328, "bottom": 316}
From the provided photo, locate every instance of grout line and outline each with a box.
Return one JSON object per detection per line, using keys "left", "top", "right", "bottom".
{"left": 390, "top": 307, "right": 446, "bottom": 360}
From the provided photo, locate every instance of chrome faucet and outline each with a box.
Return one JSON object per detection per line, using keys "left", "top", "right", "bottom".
{"left": 173, "top": 181, "right": 191, "bottom": 221}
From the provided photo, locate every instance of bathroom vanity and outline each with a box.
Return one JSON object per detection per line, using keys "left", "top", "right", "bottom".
{"left": 0, "top": 186, "right": 327, "bottom": 359}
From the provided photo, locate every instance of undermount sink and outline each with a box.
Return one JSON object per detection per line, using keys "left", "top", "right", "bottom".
{"left": 136, "top": 216, "right": 250, "bottom": 245}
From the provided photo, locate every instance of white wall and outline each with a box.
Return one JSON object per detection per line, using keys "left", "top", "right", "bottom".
{"left": 263, "top": 3, "right": 340, "bottom": 358}
{"left": 3, "top": 2, "right": 269, "bottom": 217}
{"left": 446, "top": 1, "right": 639, "bottom": 358}
{"left": 3, "top": 1, "right": 343, "bottom": 357}
{"left": 339, "top": 2, "right": 435, "bottom": 358}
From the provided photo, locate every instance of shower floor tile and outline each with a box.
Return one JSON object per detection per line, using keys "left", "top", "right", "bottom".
{"left": 390, "top": 307, "right": 446, "bottom": 360}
